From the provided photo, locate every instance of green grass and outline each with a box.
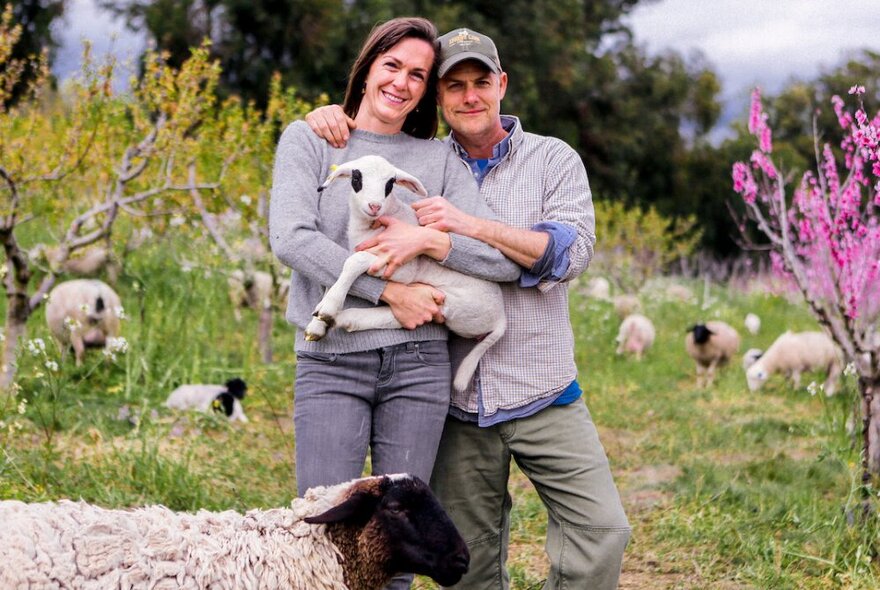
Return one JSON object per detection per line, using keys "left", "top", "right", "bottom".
{"left": 1, "top": 252, "right": 879, "bottom": 589}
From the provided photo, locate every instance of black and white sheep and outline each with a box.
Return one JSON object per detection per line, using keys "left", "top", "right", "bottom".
{"left": 685, "top": 321, "right": 741, "bottom": 387}
{"left": 45, "top": 279, "right": 123, "bottom": 365}
{"left": 745, "top": 330, "right": 844, "bottom": 396}
{"left": 166, "top": 377, "right": 249, "bottom": 422}
{"left": 305, "top": 155, "right": 507, "bottom": 392}
{"left": 742, "top": 347, "right": 764, "bottom": 371}
{"left": 0, "top": 473, "right": 469, "bottom": 590}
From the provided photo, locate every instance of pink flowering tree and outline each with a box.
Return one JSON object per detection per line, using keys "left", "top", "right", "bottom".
{"left": 732, "top": 87, "right": 880, "bottom": 481}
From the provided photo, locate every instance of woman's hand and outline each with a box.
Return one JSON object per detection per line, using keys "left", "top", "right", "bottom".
{"left": 356, "top": 217, "right": 451, "bottom": 277}
{"left": 305, "top": 105, "right": 356, "bottom": 148}
{"left": 380, "top": 282, "right": 446, "bottom": 329}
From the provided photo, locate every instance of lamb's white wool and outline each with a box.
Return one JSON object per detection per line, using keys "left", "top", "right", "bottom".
{"left": 684, "top": 321, "right": 741, "bottom": 387}
{"left": 45, "top": 279, "right": 122, "bottom": 366}
{"left": 612, "top": 294, "right": 641, "bottom": 318}
{"left": 746, "top": 330, "right": 844, "bottom": 396}
{"left": 615, "top": 313, "right": 655, "bottom": 360}
{"left": 307, "top": 155, "right": 506, "bottom": 392}
{"left": 744, "top": 313, "right": 761, "bottom": 335}
{"left": 0, "top": 474, "right": 470, "bottom": 590}
{"left": 742, "top": 348, "right": 764, "bottom": 371}
{"left": 584, "top": 276, "right": 611, "bottom": 300}
{"left": 166, "top": 380, "right": 248, "bottom": 423}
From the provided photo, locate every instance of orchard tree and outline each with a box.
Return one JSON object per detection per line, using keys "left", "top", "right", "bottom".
{"left": 732, "top": 87, "right": 880, "bottom": 487}
{"left": 0, "top": 16, "right": 248, "bottom": 390}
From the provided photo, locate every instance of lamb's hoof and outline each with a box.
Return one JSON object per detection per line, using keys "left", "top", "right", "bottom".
{"left": 305, "top": 313, "right": 335, "bottom": 341}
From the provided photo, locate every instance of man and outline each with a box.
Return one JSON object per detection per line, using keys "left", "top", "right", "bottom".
{"left": 306, "top": 28, "right": 630, "bottom": 590}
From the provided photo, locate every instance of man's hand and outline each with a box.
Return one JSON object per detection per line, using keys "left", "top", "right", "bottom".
{"left": 412, "top": 197, "right": 481, "bottom": 237}
{"left": 356, "top": 217, "right": 451, "bottom": 278}
{"left": 305, "top": 105, "right": 356, "bottom": 148}
{"left": 381, "top": 282, "right": 446, "bottom": 329}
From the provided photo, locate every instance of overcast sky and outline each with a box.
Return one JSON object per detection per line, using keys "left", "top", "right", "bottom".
{"left": 53, "top": 0, "right": 880, "bottom": 137}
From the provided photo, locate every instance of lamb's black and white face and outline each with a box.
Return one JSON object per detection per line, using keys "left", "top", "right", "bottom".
{"left": 212, "top": 392, "right": 236, "bottom": 417}
{"left": 691, "top": 324, "right": 713, "bottom": 345}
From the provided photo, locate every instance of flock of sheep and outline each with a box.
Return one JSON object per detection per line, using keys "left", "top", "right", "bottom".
{"left": 585, "top": 276, "right": 845, "bottom": 396}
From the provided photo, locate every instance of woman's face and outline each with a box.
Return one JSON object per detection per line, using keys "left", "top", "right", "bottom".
{"left": 355, "top": 37, "right": 435, "bottom": 134}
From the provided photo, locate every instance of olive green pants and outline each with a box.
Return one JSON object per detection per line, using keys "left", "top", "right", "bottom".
{"left": 430, "top": 402, "right": 630, "bottom": 590}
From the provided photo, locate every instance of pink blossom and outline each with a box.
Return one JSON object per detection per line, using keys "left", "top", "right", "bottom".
{"left": 849, "top": 85, "right": 866, "bottom": 96}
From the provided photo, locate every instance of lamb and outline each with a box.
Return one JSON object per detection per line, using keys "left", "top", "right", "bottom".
{"left": 744, "top": 312, "right": 761, "bottom": 335}
{"left": 0, "top": 473, "right": 470, "bottom": 590}
{"left": 746, "top": 330, "right": 844, "bottom": 396}
{"left": 306, "top": 155, "right": 506, "bottom": 392}
{"left": 665, "top": 283, "right": 694, "bottom": 303}
{"left": 584, "top": 276, "right": 611, "bottom": 300}
{"left": 35, "top": 244, "right": 122, "bottom": 283}
{"left": 228, "top": 268, "right": 275, "bottom": 320}
{"left": 615, "top": 313, "right": 655, "bottom": 360}
{"left": 742, "top": 347, "right": 764, "bottom": 371}
{"left": 612, "top": 293, "right": 641, "bottom": 318}
{"left": 166, "top": 377, "right": 249, "bottom": 422}
{"left": 45, "top": 279, "right": 123, "bottom": 365}
{"left": 684, "top": 321, "right": 741, "bottom": 387}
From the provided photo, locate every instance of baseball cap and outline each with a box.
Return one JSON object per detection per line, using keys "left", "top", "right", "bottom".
{"left": 437, "top": 28, "right": 502, "bottom": 78}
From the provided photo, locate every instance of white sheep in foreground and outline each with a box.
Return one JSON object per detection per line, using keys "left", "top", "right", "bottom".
{"left": 0, "top": 473, "right": 470, "bottom": 590}
{"left": 746, "top": 330, "right": 844, "bottom": 396}
{"left": 612, "top": 293, "right": 641, "bottom": 318}
{"left": 166, "top": 377, "right": 249, "bottom": 422}
{"left": 685, "top": 321, "right": 741, "bottom": 387}
{"left": 744, "top": 312, "right": 761, "bottom": 335}
{"left": 742, "top": 348, "right": 764, "bottom": 371}
{"left": 615, "top": 313, "right": 656, "bottom": 360}
{"left": 45, "top": 279, "right": 123, "bottom": 366}
{"left": 306, "top": 155, "right": 506, "bottom": 392}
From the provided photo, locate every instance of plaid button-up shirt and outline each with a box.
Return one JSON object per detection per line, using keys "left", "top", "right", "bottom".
{"left": 446, "top": 116, "right": 596, "bottom": 423}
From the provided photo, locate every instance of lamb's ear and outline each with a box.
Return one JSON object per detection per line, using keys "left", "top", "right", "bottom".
{"left": 393, "top": 169, "right": 428, "bottom": 197}
{"left": 304, "top": 490, "right": 380, "bottom": 525}
{"left": 318, "top": 163, "right": 356, "bottom": 192}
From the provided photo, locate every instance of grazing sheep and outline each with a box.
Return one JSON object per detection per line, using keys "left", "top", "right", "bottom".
{"left": 742, "top": 348, "right": 764, "bottom": 371}
{"left": 744, "top": 312, "right": 761, "bottom": 335}
{"left": 166, "top": 377, "right": 249, "bottom": 422}
{"left": 612, "top": 293, "right": 641, "bottom": 318}
{"left": 685, "top": 321, "right": 741, "bottom": 387}
{"left": 615, "top": 313, "right": 656, "bottom": 360}
{"left": 228, "top": 268, "right": 274, "bottom": 321}
{"left": 306, "top": 155, "right": 506, "bottom": 393}
{"left": 45, "top": 279, "right": 122, "bottom": 366}
{"left": 746, "top": 330, "right": 844, "bottom": 396}
{"left": 584, "top": 276, "right": 611, "bottom": 300}
{"left": 33, "top": 245, "right": 122, "bottom": 283}
{"left": 0, "top": 474, "right": 469, "bottom": 590}
{"left": 665, "top": 283, "right": 694, "bottom": 303}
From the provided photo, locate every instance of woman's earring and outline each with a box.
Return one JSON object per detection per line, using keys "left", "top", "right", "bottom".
{"left": 361, "top": 83, "right": 366, "bottom": 94}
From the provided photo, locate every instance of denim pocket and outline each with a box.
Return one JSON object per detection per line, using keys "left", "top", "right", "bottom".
{"left": 413, "top": 341, "right": 450, "bottom": 367}
{"left": 296, "top": 351, "right": 338, "bottom": 364}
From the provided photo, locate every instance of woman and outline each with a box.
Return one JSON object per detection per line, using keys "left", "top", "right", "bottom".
{"left": 269, "top": 18, "right": 517, "bottom": 504}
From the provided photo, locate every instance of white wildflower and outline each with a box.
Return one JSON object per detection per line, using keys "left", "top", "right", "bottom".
{"left": 169, "top": 215, "right": 186, "bottom": 227}
{"left": 26, "top": 338, "right": 46, "bottom": 356}
{"left": 17, "top": 398, "right": 27, "bottom": 414}
{"left": 844, "top": 362, "right": 857, "bottom": 378}
{"left": 114, "top": 306, "right": 127, "bottom": 320}
{"left": 240, "top": 194, "right": 252, "bottom": 205}
{"left": 79, "top": 303, "right": 90, "bottom": 314}
{"left": 64, "top": 316, "right": 82, "bottom": 332}
{"left": 103, "top": 336, "right": 129, "bottom": 361}
{"left": 807, "top": 381, "right": 819, "bottom": 396}
{"left": 44, "top": 360, "right": 59, "bottom": 372}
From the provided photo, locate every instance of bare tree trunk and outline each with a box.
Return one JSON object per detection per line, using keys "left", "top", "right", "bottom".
{"left": 862, "top": 376, "right": 880, "bottom": 479}
{"left": 0, "top": 292, "right": 30, "bottom": 392}
{"left": 258, "top": 305, "right": 273, "bottom": 364}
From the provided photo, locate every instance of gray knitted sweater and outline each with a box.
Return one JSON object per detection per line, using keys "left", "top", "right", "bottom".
{"left": 269, "top": 121, "right": 520, "bottom": 354}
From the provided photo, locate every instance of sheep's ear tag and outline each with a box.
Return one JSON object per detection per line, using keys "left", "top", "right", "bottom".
{"left": 318, "top": 165, "right": 341, "bottom": 193}
{"left": 304, "top": 490, "right": 379, "bottom": 525}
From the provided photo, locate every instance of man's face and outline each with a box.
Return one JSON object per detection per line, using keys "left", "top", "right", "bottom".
{"left": 437, "top": 61, "right": 508, "bottom": 139}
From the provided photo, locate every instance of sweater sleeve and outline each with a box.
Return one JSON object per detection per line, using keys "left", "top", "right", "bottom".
{"left": 268, "top": 122, "right": 386, "bottom": 303}
{"left": 437, "top": 149, "right": 522, "bottom": 282}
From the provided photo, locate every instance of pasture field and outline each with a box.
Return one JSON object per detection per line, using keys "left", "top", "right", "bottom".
{"left": 0, "top": 242, "right": 877, "bottom": 589}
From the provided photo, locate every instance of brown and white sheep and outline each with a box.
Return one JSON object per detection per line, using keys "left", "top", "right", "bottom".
{"left": 685, "top": 321, "right": 741, "bottom": 387}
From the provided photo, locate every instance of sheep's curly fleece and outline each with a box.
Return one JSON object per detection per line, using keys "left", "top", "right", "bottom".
{"left": 0, "top": 481, "right": 354, "bottom": 589}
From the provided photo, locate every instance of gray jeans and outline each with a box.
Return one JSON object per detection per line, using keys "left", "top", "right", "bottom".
{"left": 294, "top": 340, "right": 452, "bottom": 590}
{"left": 430, "top": 401, "right": 631, "bottom": 590}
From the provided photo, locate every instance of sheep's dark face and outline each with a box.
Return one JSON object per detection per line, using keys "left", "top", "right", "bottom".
{"left": 691, "top": 324, "right": 713, "bottom": 344}
{"left": 377, "top": 476, "right": 469, "bottom": 586}
{"left": 212, "top": 392, "right": 235, "bottom": 417}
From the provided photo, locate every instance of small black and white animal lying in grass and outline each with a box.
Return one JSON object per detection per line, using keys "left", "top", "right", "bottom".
{"left": 165, "top": 377, "right": 249, "bottom": 422}
{"left": 0, "top": 474, "right": 470, "bottom": 590}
